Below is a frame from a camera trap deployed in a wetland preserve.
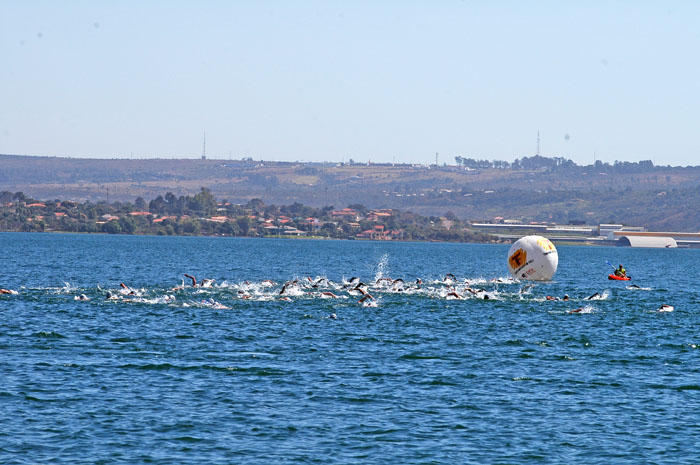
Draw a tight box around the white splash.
[374,254,390,282]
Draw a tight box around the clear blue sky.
[2,1,699,166]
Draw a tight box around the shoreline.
[0,229,631,247]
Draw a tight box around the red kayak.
[608,274,631,281]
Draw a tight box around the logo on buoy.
[537,237,556,254]
[508,248,527,269]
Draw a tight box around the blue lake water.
[1,232,700,464]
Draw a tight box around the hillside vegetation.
[1,154,699,232]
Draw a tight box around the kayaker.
[614,264,626,278]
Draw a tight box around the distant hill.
[2,154,699,231]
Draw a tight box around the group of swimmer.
[278,276,382,306]
[1,271,674,312]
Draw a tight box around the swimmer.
[443,273,457,284]
[279,282,291,295]
[519,284,535,294]
[184,274,214,287]
[346,282,369,296]
[658,304,674,312]
[237,290,252,299]
[359,294,377,307]
[120,283,136,295]
[546,295,559,301]
[171,278,185,291]
[74,294,90,301]
[183,273,204,287]
[201,298,230,310]
[465,287,486,296]
[105,291,119,300]
[347,287,362,296]
[329,313,337,320]
[279,280,301,295]
[568,308,584,314]
[0,288,18,295]
[355,283,372,296]
[446,291,463,300]
[585,292,602,300]
[310,277,329,289]
[321,291,338,298]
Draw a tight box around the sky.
[2,1,699,166]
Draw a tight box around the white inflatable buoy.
[507,235,558,281]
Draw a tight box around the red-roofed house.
[153,216,177,223]
[331,208,359,220]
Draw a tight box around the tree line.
[454,155,666,173]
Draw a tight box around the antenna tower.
[536,131,540,156]
[202,132,206,159]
